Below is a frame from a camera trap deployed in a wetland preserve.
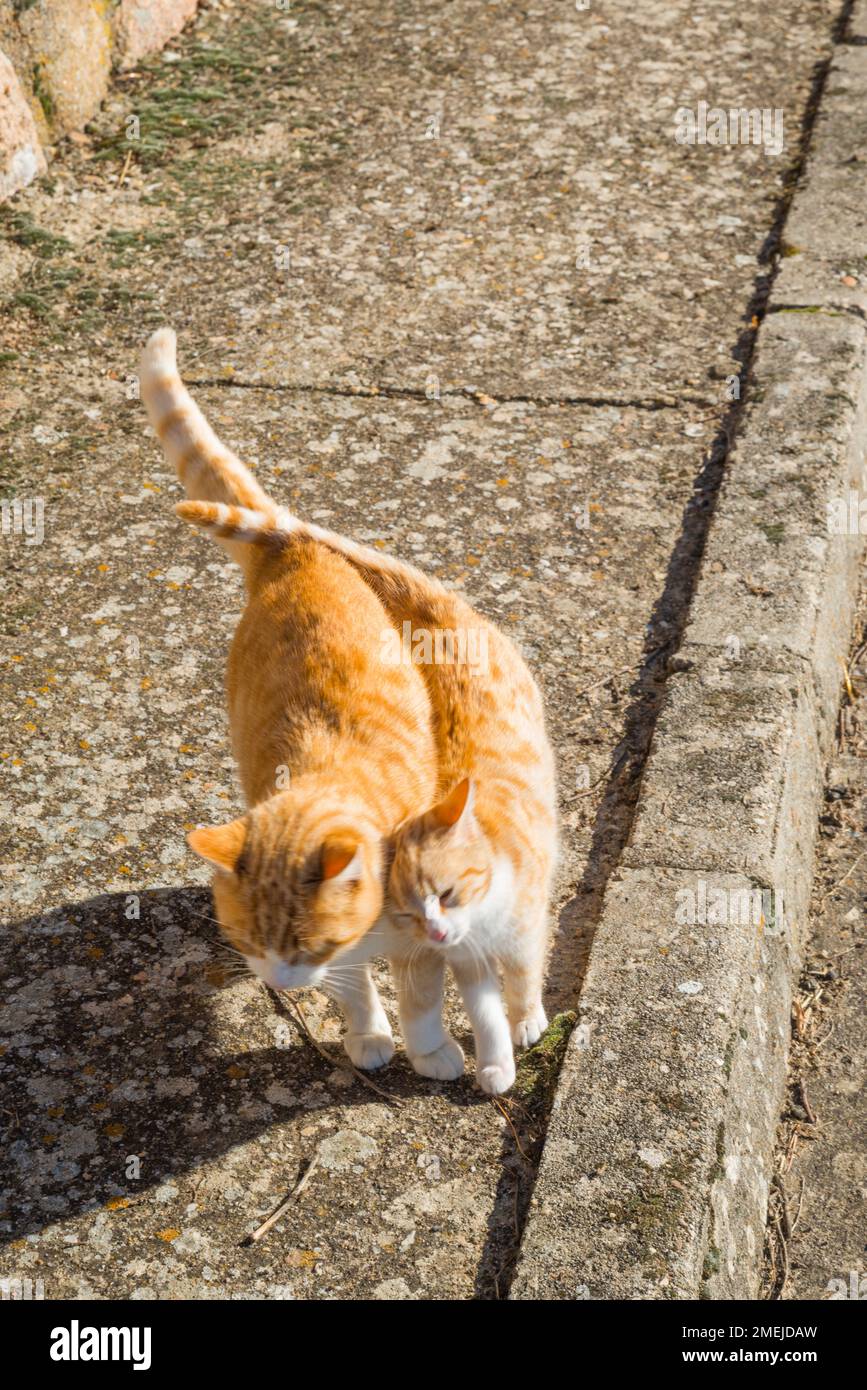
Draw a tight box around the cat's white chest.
[447,855,515,964]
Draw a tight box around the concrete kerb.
[511,26,867,1300]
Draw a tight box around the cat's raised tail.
[140,328,277,574]
[176,500,291,549]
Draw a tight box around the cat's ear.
[321,841,364,883]
[428,777,476,837]
[187,817,247,872]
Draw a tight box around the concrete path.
[0,0,853,1299]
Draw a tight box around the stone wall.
[0,0,199,203]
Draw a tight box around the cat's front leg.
[325,965,395,1070]
[452,960,515,1095]
[392,950,464,1080]
[501,920,549,1049]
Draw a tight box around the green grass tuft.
[1,212,71,259]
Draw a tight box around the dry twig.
[491,1096,532,1164]
[243,1151,321,1246]
[283,995,403,1106]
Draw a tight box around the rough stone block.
[0,47,46,200]
[17,0,112,135]
[114,0,199,70]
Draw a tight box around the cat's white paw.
[409,1036,465,1081]
[344,1031,395,1070]
[477,1055,516,1095]
[511,1005,548,1049]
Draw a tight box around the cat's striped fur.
[175,491,558,1095]
[140,328,438,1071]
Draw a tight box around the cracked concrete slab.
[3,0,833,400]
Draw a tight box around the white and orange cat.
[139,328,439,1071]
[176,487,558,1094]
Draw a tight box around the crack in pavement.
[183,377,721,411]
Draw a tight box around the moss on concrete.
[513,1010,577,1108]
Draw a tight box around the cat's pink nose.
[425,921,447,943]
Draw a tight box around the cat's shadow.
[0,887,476,1244]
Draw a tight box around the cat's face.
[188,795,385,989]
[388,779,493,949]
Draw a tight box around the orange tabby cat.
[176,499,558,1094]
[140,329,438,1070]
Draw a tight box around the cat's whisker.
[217,961,252,977]
[213,941,245,958]
[323,971,367,994]
[324,986,366,1009]
[186,908,228,930]
[404,940,427,1001]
